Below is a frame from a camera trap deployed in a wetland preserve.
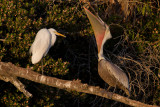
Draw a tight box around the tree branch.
[0,62,158,107]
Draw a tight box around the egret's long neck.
[98,28,112,61]
[51,34,57,47]
[48,29,57,47]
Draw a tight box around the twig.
[0,39,6,42]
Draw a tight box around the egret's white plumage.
[29,28,65,64]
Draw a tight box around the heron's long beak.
[55,31,66,37]
[84,7,106,52]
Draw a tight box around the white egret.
[84,7,130,96]
[29,28,66,74]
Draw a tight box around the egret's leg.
[41,58,44,75]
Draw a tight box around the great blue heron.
[84,7,130,96]
[29,28,66,74]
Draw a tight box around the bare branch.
[0,61,158,107]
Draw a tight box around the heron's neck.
[98,46,105,61]
[98,29,112,61]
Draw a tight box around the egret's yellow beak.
[54,31,66,37]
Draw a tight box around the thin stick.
[0,39,6,42]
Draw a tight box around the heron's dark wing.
[98,59,130,96]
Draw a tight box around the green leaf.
[142,5,146,16]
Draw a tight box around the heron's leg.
[113,80,117,93]
[105,85,115,99]
[110,81,117,98]
[106,82,117,99]
[106,85,111,92]
[112,85,117,93]
[41,58,44,75]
